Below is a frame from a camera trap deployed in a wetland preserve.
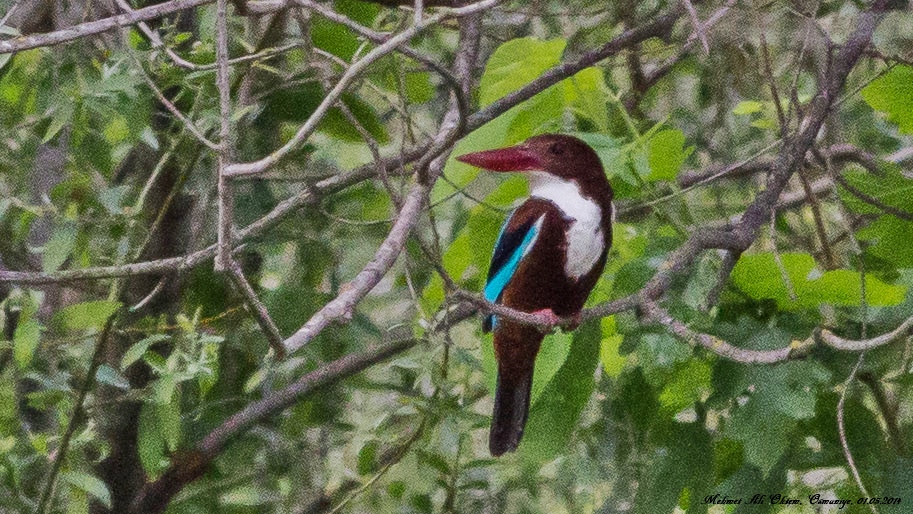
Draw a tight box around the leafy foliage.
[0,1,912,514]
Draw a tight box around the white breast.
[529,172,605,280]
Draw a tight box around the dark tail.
[489,359,535,456]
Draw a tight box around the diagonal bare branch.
[0,0,214,54]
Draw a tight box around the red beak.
[455,144,542,172]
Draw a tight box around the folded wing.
[482,206,546,332]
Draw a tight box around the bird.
[456,134,614,456]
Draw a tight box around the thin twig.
[771,208,798,301]
[37,319,116,514]
[129,275,168,312]
[837,354,877,514]
[125,41,220,150]
[227,260,286,359]
[680,0,708,54]
[225,0,497,177]
[797,166,837,268]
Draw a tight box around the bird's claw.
[531,309,582,332]
[531,309,563,330]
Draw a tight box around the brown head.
[455,134,612,203]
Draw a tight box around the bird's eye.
[549,143,563,155]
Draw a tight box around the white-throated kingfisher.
[456,134,614,456]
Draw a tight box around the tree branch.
[282,0,483,354]
[642,302,815,364]
[0,0,214,54]
[465,3,686,132]
[224,0,498,177]
[818,315,913,352]
[128,337,421,514]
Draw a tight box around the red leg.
[531,308,562,328]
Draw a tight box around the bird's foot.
[531,309,582,332]
[531,309,563,330]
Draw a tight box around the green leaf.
[423,176,527,311]
[647,129,692,181]
[97,185,129,215]
[63,471,112,509]
[42,101,75,143]
[95,364,130,390]
[436,37,610,204]
[732,100,764,115]
[220,485,268,506]
[309,0,379,61]
[530,331,572,405]
[722,360,829,474]
[571,132,627,179]
[658,359,711,413]
[42,222,77,272]
[198,335,220,399]
[599,316,625,378]
[431,110,519,205]
[137,402,173,477]
[838,161,913,215]
[52,300,121,332]
[634,422,712,514]
[263,82,387,142]
[479,38,567,107]
[861,65,913,134]
[858,216,913,268]
[730,252,906,310]
[563,68,609,131]
[520,321,600,462]
[479,329,572,409]
[121,334,170,370]
[357,440,379,475]
[13,319,40,368]
[637,333,692,385]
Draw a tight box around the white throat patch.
[528,172,605,280]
